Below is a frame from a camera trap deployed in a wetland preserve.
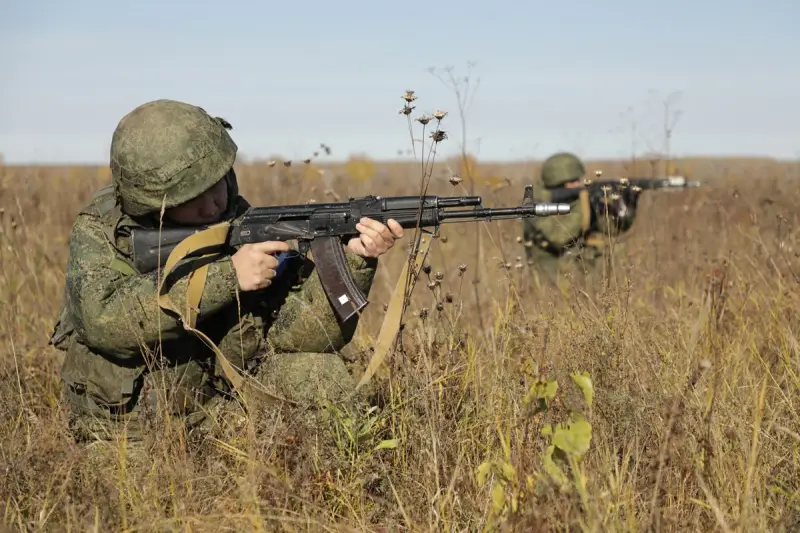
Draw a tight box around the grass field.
[1,153,799,532]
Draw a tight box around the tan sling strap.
[584,232,609,249]
[155,222,296,407]
[355,230,435,391]
[579,189,591,233]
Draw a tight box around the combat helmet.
[110,99,238,217]
[540,152,585,188]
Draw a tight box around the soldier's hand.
[231,241,291,291]
[346,217,404,258]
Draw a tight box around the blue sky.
[1,0,797,164]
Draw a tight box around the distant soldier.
[49,99,404,452]
[521,152,637,289]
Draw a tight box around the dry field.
[1,154,799,532]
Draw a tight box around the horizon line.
[2,152,798,168]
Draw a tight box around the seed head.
[448,174,462,186]
[284,160,292,167]
[422,264,432,275]
[433,110,448,120]
[458,264,467,273]
[402,90,418,103]
[444,293,454,303]
[440,236,449,244]
[516,236,523,243]
[399,105,415,116]
[267,160,277,167]
[419,307,429,320]
[416,115,432,126]
[303,158,312,164]
[430,131,448,143]
[434,271,444,281]
[436,302,444,312]
[428,281,438,290]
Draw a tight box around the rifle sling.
[355,231,434,391]
[579,189,591,233]
[155,222,296,408]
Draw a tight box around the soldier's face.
[165,177,229,225]
[564,179,583,189]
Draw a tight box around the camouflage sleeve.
[265,250,377,354]
[523,201,585,250]
[66,213,239,360]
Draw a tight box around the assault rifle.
[129,186,570,322]
[548,172,701,205]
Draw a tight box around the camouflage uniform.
[49,100,376,446]
[521,152,637,290]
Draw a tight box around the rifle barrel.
[439,203,570,222]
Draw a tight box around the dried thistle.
[433,110,448,120]
[434,271,444,281]
[267,160,277,167]
[303,158,312,164]
[448,174,463,186]
[430,131,448,143]
[458,264,467,274]
[284,160,292,167]
[416,114,431,126]
[436,302,444,312]
[516,236,523,243]
[428,281,437,290]
[399,105,415,116]
[440,236,449,244]
[422,264,432,275]
[419,307,429,320]
[402,90,418,103]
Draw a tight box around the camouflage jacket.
[522,183,637,257]
[50,185,377,416]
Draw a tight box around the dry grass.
[1,152,799,532]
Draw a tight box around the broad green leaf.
[524,380,559,410]
[501,461,517,483]
[491,483,506,514]
[477,461,494,486]
[542,445,569,486]
[374,439,399,451]
[551,414,592,459]
[571,372,594,407]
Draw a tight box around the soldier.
[49,99,404,450]
[521,152,637,289]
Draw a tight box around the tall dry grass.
[1,152,799,532]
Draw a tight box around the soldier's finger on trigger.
[252,240,290,254]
